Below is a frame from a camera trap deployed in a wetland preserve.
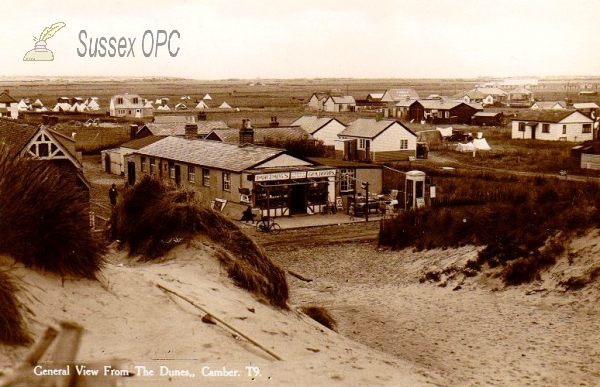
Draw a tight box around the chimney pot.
[185,123,198,139]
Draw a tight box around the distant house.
[530,101,567,110]
[322,96,356,112]
[475,87,507,106]
[471,112,504,126]
[0,91,19,119]
[453,90,486,104]
[291,115,347,146]
[0,121,89,198]
[109,94,153,118]
[511,110,594,142]
[366,93,384,102]
[506,87,534,107]
[573,102,599,120]
[336,118,417,162]
[381,88,420,102]
[307,93,328,111]
[102,135,163,177]
[418,100,482,125]
[394,99,421,121]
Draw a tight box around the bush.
[0,149,105,278]
[0,271,32,345]
[113,176,289,308]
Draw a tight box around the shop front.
[246,167,336,217]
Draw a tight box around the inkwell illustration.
[23,22,66,61]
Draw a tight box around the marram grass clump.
[113,176,289,308]
[0,148,105,278]
[0,271,32,345]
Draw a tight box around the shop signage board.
[254,172,291,182]
[307,169,336,178]
[253,169,336,182]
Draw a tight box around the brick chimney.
[269,116,279,127]
[198,111,207,121]
[130,124,138,140]
[239,119,254,144]
[185,123,198,139]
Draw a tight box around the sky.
[3,0,600,80]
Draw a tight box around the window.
[339,168,355,193]
[359,139,370,149]
[133,97,139,104]
[563,125,567,135]
[583,124,592,133]
[444,111,449,118]
[141,157,147,172]
[169,162,175,179]
[202,168,210,187]
[542,123,550,133]
[222,172,231,191]
[518,122,526,132]
[400,139,408,150]
[187,165,195,183]
[116,97,123,104]
[149,158,156,175]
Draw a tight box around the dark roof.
[511,109,593,123]
[141,121,229,136]
[0,120,37,158]
[135,136,288,173]
[207,126,311,144]
[0,92,17,104]
[121,135,164,150]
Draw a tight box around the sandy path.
[267,242,600,386]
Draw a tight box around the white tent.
[52,102,71,112]
[195,100,209,109]
[143,100,153,109]
[218,101,231,109]
[436,127,453,138]
[17,99,30,111]
[472,138,491,150]
[33,99,44,108]
[157,105,171,111]
[203,93,212,100]
[174,102,187,110]
[87,99,100,110]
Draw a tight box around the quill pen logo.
[23,22,66,61]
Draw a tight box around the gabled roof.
[381,88,420,101]
[0,92,17,104]
[141,120,229,137]
[472,112,502,117]
[135,137,286,173]
[326,96,356,104]
[532,101,566,109]
[121,135,163,150]
[419,100,480,110]
[291,115,345,134]
[339,118,416,139]
[206,126,311,144]
[153,115,196,124]
[511,109,593,123]
[367,93,384,100]
[395,99,420,108]
[0,121,37,158]
[455,90,486,99]
[309,92,328,100]
[508,87,532,95]
[475,87,507,96]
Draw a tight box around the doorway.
[290,184,306,215]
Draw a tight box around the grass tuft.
[300,306,338,332]
[0,271,32,346]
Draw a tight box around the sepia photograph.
[1,0,599,386]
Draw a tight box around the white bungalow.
[335,118,417,162]
[291,115,346,147]
[511,110,594,142]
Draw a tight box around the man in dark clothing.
[240,205,255,223]
[109,184,118,207]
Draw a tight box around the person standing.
[109,184,118,207]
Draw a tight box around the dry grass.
[0,148,105,278]
[113,176,290,308]
[0,271,32,346]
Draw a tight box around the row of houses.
[109,94,233,118]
